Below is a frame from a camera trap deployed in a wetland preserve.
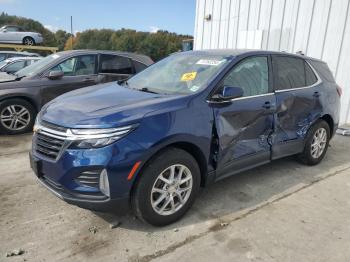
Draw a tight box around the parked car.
[29,50,341,226]
[0,25,43,45]
[0,51,41,62]
[0,50,153,134]
[0,57,41,74]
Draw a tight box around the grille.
[34,122,68,161]
[75,170,101,189]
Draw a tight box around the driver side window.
[51,55,96,76]
[223,56,269,97]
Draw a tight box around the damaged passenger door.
[210,55,275,180]
[271,55,321,159]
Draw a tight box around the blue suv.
[30,50,341,226]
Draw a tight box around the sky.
[0,0,196,35]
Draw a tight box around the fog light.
[99,169,110,197]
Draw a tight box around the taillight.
[336,85,342,97]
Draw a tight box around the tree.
[66,28,191,61]
[55,30,71,51]
[0,12,193,60]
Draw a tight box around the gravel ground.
[1,133,350,262]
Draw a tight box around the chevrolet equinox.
[30,50,341,226]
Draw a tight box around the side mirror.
[213,86,244,101]
[48,70,64,80]
[2,29,7,33]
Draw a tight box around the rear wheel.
[298,120,330,165]
[23,36,35,46]
[0,99,36,135]
[132,148,200,226]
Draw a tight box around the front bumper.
[38,175,129,212]
[34,36,44,44]
[29,134,146,212]
[30,151,129,212]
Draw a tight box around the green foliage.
[0,12,192,60]
[70,29,191,61]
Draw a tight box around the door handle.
[313,91,320,98]
[262,101,272,109]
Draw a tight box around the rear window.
[308,60,335,83]
[273,56,305,90]
[273,56,318,90]
[305,62,318,86]
[99,54,133,74]
[0,54,6,61]
[133,60,147,73]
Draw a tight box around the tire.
[0,99,36,135]
[23,36,35,46]
[132,147,201,226]
[298,120,330,166]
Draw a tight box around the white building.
[194,0,350,124]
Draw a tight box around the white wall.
[194,0,350,124]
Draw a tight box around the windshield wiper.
[117,79,127,85]
[140,87,158,94]
[14,73,25,80]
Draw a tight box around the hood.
[0,72,17,83]
[41,82,185,128]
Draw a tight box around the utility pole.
[70,16,73,50]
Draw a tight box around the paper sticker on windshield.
[181,72,197,81]
[196,59,224,66]
[189,85,200,92]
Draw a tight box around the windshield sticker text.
[196,59,224,66]
[181,72,197,81]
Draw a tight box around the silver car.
[0,25,44,46]
[0,57,41,74]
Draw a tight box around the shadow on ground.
[95,135,350,232]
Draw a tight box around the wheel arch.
[320,114,334,137]
[130,140,209,198]
[0,95,39,113]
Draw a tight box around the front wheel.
[298,120,330,165]
[132,148,200,226]
[0,99,36,135]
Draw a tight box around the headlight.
[69,125,137,149]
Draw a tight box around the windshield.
[126,52,232,95]
[16,53,61,78]
[0,60,8,69]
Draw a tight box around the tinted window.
[8,53,25,58]
[223,56,269,97]
[133,60,147,73]
[0,54,6,62]
[6,26,19,32]
[305,62,317,86]
[100,55,133,74]
[308,60,335,83]
[27,59,38,66]
[51,55,96,76]
[4,61,25,73]
[273,56,306,90]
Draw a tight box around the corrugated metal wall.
[194,0,350,124]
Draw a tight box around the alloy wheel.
[151,164,193,216]
[24,38,34,45]
[311,127,327,159]
[0,105,31,131]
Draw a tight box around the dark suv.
[30,50,341,226]
[0,50,153,134]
